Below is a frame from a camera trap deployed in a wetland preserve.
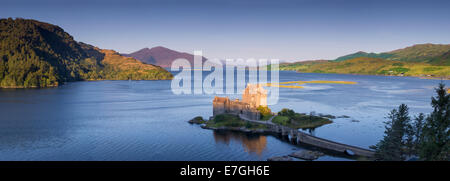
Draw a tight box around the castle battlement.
[213,84,268,120]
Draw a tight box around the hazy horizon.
[2,0,450,61]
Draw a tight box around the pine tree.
[374,104,411,160]
[419,83,449,160]
[412,113,425,154]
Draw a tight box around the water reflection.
[0,88,73,151]
[1,71,448,160]
[213,131,267,156]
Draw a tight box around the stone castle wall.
[212,84,267,120]
[242,84,267,108]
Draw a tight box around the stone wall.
[213,96,260,120]
[212,84,267,120]
[242,84,267,108]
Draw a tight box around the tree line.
[0,18,172,88]
[372,83,449,161]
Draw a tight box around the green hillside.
[334,44,450,66]
[335,51,392,62]
[279,57,450,78]
[387,44,450,65]
[276,60,330,71]
[0,18,172,88]
[430,50,450,66]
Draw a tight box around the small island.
[189,84,332,133]
[189,84,375,160]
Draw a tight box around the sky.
[1,0,450,61]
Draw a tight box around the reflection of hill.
[213,131,267,156]
[0,88,73,154]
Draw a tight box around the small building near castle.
[213,84,268,120]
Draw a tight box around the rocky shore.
[188,114,270,134]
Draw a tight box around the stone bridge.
[239,114,375,158]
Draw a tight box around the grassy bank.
[272,112,332,129]
[205,114,268,130]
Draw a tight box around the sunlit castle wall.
[242,84,268,108]
[212,84,267,120]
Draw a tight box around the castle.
[213,84,268,120]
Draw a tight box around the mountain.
[122,46,207,68]
[334,44,450,65]
[0,18,172,88]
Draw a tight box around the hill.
[275,60,330,71]
[279,57,450,78]
[334,44,450,66]
[122,46,207,68]
[0,18,172,88]
[335,51,392,62]
[387,44,450,65]
[430,50,450,66]
[98,49,172,80]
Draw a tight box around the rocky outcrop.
[188,116,206,124]
[267,156,293,161]
[288,150,325,161]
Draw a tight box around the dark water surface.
[0,71,447,160]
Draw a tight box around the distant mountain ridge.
[0,18,172,88]
[122,46,207,68]
[278,43,450,78]
[334,51,393,62]
[279,57,450,78]
[334,44,450,66]
[387,44,450,65]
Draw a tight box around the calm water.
[0,71,447,161]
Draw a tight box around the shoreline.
[279,70,450,80]
[0,78,173,89]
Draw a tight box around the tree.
[257,106,272,119]
[419,83,449,161]
[411,113,425,154]
[0,18,172,88]
[278,108,295,118]
[373,104,411,161]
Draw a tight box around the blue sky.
[1,0,450,61]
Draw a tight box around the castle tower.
[242,84,268,108]
[213,96,228,116]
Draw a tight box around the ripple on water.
[0,72,448,160]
